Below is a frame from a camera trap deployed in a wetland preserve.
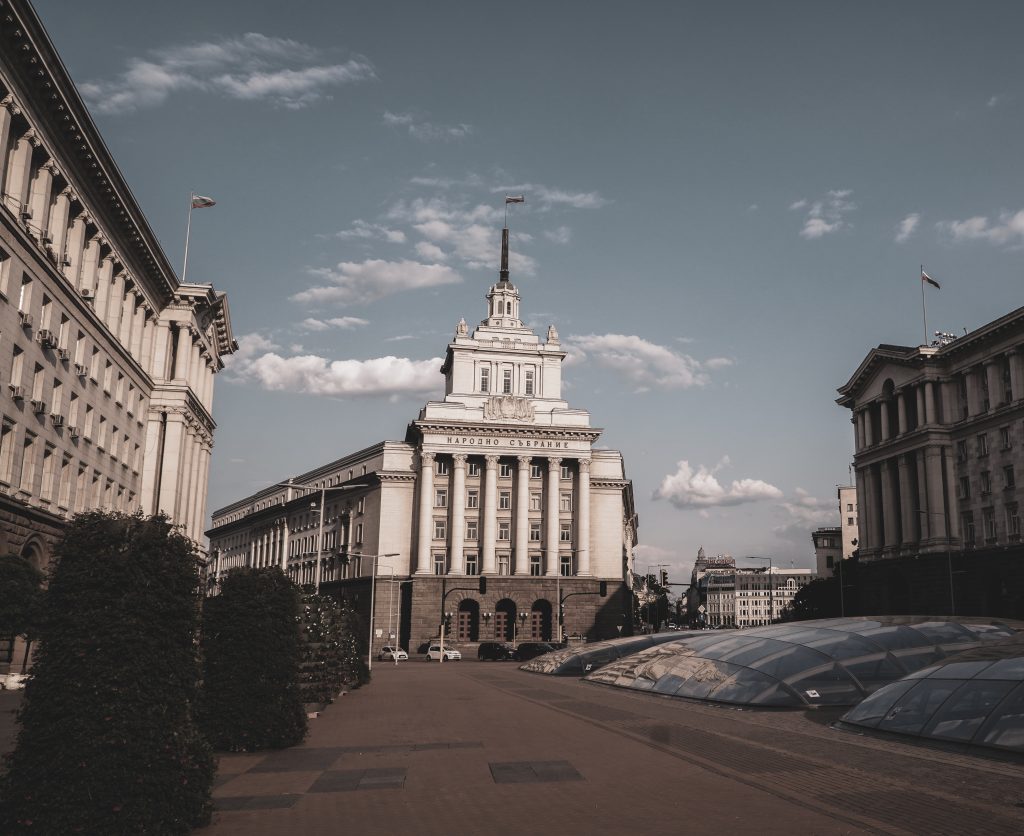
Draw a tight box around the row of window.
[957,426,1015,461]
[962,504,1020,544]
[432,551,574,577]
[435,459,574,479]
[435,488,573,511]
[479,365,536,395]
[959,466,1016,499]
[433,517,573,543]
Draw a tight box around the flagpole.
[183,191,195,282]
[920,264,928,346]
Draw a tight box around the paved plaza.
[3,662,1024,835]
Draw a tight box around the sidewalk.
[203,660,1024,836]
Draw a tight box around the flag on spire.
[191,194,216,209]
[921,269,940,289]
[505,195,525,204]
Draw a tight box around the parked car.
[378,645,408,661]
[513,642,558,662]
[478,641,516,661]
[426,644,461,661]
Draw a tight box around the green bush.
[298,593,371,706]
[336,597,370,690]
[0,554,43,666]
[200,568,307,751]
[0,512,214,835]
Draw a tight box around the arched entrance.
[19,538,47,574]
[457,598,480,642]
[494,598,516,641]
[530,599,552,641]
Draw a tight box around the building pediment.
[836,344,934,407]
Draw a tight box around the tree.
[0,513,214,835]
[0,555,43,671]
[200,567,307,751]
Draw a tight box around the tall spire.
[499,226,510,283]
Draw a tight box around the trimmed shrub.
[298,594,371,706]
[0,512,214,835]
[337,597,370,690]
[200,568,307,751]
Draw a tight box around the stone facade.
[207,225,637,656]
[0,0,236,576]
[812,526,841,576]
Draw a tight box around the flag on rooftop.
[505,195,525,204]
[921,269,940,289]
[191,194,216,209]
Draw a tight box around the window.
[560,523,572,542]
[826,555,835,569]
[356,523,363,543]
[31,364,44,401]
[18,275,31,313]
[103,360,113,394]
[357,497,365,514]
[40,445,55,501]
[529,521,542,542]
[530,492,542,511]
[1004,466,1016,490]
[434,518,446,540]
[497,554,510,575]
[981,471,991,496]
[530,554,542,576]
[530,463,543,479]
[39,295,51,330]
[435,459,449,476]
[846,503,854,512]
[959,476,970,499]
[50,380,62,416]
[497,521,510,541]
[90,347,100,382]
[466,519,478,540]
[1007,505,1021,540]
[499,490,511,510]
[560,554,572,577]
[1001,426,1012,450]
[434,489,448,508]
[434,553,446,575]
[480,367,490,393]
[468,462,480,477]
[502,368,512,394]
[499,462,513,478]
[978,433,989,456]
[848,517,855,526]
[561,464,571,479]
[11,346,23,387]
[465,553,479,575]
[20,433,36,492]
[0,420,14,484]
[0,247,9,297]
[560,492,572,512]
[984,508,997,541]
[466,489,479,509]
[525,369,534,396]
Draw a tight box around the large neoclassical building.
[0,0,236,572]
[208,229,637,653]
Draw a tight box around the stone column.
[106,271,125,335]
[879,400,891,441]
[863,407,874,447]
[924,380,937,424]
[897,454,915,547]
[984,360,1002,409]
[49,187,72,263]
[914,385,926,427]
[450,454,467,575]
[915,453,930,539]
[157,414,186,516]
[482,454,499,574]
[577,458,592,576]
[280,518,291,572]
[879,461,898,549]
[178,427,196,527]
[64,214,87,283]
[119,287,135,346]
[854,467,870,550]
[966,368,984,415]
[80,238,102,296]
[130,301,145,360]
[546,457,562,576]
[854,413,863,452]
[940,380,957,425]
[515,456,530,575]
[4,131,35,211]
[415,451,435,574]
[924,446,945,539]
[28,161,55,242]
[1006,348,1023,403]
[896,392,907,435]
[869,465,884,551]
[174,324,192,381]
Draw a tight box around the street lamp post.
[743,556,773,624]
[346,552,400,672]
[916,510,955,616]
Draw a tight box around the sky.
[33,0,1024,583]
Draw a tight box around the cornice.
[413,419,602,441]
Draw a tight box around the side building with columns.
[0,0,236,577]
[207,227,637,655]
[836,306,1024,616]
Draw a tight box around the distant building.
[839,484,859,560]
[812,527,842,576]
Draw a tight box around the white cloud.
[654,457,783,509]
[383,111,473,141]
[299,316,369,331]
[773,488,838,544]
[895,212,920,243]
[414,241,448,261]
[704,357,734,370]
[293,259,462,306]
[791,189,856,239]
[937,210,1024,247]
[80,33,374,113]
[494,184,609,210]
[566,334,729,390]
[544,226,572,245]
[225,333,441,397]
[331,220,406,243]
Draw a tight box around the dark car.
[513,642,559,662]
[477,641,516,661]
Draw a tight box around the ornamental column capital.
[578,458,592,473]
[452,453,468,467]
[485,454,501,466]
[420,451,436,466]
[547,456,563,471]
[517,455,531,467]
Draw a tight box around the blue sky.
[35,0,1024,581]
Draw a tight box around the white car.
[378,646,408,661]
[426,644,461,661]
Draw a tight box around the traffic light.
[478,576,487,595]
[599,580,607,597]
[660,569,669,586]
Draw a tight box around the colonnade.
[414,451,592,577]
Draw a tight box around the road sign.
[697,604,706,614]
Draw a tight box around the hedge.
[199,568,307,751]
[299,593,370,706]
[0,512,214,835]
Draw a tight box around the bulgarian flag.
[191,194,216,209]
[921,269,940,289]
